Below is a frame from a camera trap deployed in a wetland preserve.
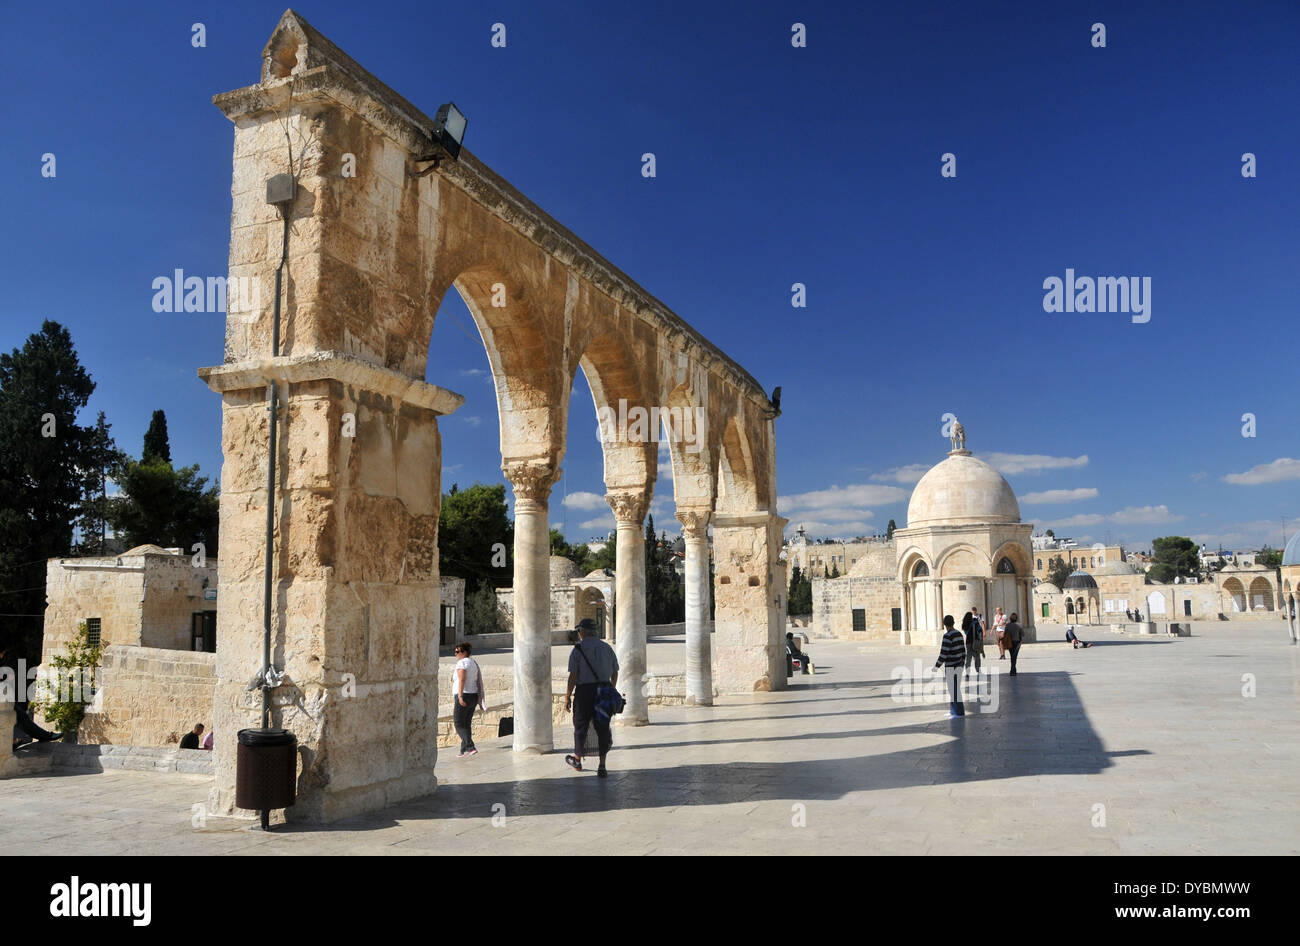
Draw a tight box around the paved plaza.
[2,623,1297,855]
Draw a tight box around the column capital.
[502,460,560,503]
[606,489,649,526]
[676,509,711,539]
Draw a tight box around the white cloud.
[779,483,908,513]
[462,415,482,427]
[869,463,930,485]
[1189,517,1300,550]
[984,452,1089,475]
[563,491,607,511]
[459,368,491,382]
[579,514,615,532]
[1189,471,1208,482]
[1222,458,1300,486]
[1020,487,1099,505]
[1050,505,1182,528]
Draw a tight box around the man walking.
[1005,612,1024,676]
[564,618,619,777]
[933,615,967,719]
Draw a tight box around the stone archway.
[1221,578,1246,612]
[200,11,782,821]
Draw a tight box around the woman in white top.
[993,607,1009,659]
[452,643,486,757]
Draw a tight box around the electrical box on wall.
[265,173,296,205]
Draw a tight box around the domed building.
[1282,533,1299,639]
[894,438,1035,645]
[1061,570,1102,623]
[811,424,1036,645]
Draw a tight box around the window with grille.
[85,618,101,648]
[852,608,866,632]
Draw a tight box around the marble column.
[505,461,559,753]
[677,509,712,706]
[608,490,650,725]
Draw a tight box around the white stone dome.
[906,453,1020,528]
[549,556,581,585]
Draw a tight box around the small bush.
[33,622,104,735]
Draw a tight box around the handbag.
[574,643,626,722]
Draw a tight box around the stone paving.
[2,622,1297,855]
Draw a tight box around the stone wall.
[44,560,145,656]
[78,645,217,748]
[812,574,901,640]
[1035,575,1283,624]
[43,550,218,660]
[140,554,219,651]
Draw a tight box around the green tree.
[107,458,219,555]
[1046,529,1055,538]
[644,516,684,625]
[586,531,616,573]
[32,620,103,734]
[886,519,897,540]
[1257,547,1283,571]
[438,483,513,592]
[1150,536,1199,583]
[829,562,840,579]
[549,528,592,574]
[464,580,509,636]
[0,321,103,660]
[142,409,171,465]
[73,412,123,556]
[787,563,813,615]
[1046,555,1072,588]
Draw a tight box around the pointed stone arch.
[202,9,782,821]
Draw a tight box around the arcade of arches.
[199,12,784,821]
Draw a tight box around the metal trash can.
[235,728,297,811]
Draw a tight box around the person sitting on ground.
[179,723,204,749]
[1064,625,1093,649]
[786,632,812,675]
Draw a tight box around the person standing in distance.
[452,643,486,757]
[1005,612,1024,676]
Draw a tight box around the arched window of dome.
[912,560,929,578]
[997,557,1016,575]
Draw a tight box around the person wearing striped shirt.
[933,614,967,718]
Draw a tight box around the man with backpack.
[564,618,620,777]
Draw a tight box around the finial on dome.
[948,418,971,456]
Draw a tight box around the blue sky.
[2,0,1297,553]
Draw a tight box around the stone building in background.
[41,546,220,747]
[812,430,1037,645]
[496,556,615,641]
[43,545,219,657]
